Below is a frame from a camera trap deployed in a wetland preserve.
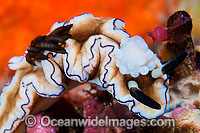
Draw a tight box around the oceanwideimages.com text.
[25,115,175,129]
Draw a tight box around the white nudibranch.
[2,13,189,132]
[116,36,157,77]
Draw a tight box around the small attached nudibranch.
[0,13,187,132]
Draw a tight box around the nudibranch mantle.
[0,13,171,132]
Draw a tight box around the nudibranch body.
[0,13,186,132]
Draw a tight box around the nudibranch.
[0,14,187,132]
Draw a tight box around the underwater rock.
[172,106,200,132]
[166,11,195,82]
[166,71,200,113]
[149,11,195,83]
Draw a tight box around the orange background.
[0,0,181,74]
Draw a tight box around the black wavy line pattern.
[129,76,169,119]
[83,38,97,70]
[2,17,132,132]
[64,18,127,82]
[112,19,169,118]
[63,18,134,104]
[113,18,123,30]
[4,87,30,132]
[48,59,65,95]
[65,38,100,82]
[4,58,66,132]
[29,59,65,97]
[99,42,134,104]
[113,18,130,37]
[65,52,84,82]
[4,16,170,132]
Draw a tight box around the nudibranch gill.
[0,14,187,132]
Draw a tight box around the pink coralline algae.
[82,91,143,133]
[26,113,59,133]
[171,104,196,118]
[83,99,104,133]
[171,104,200,132]
[83,99,104,119]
